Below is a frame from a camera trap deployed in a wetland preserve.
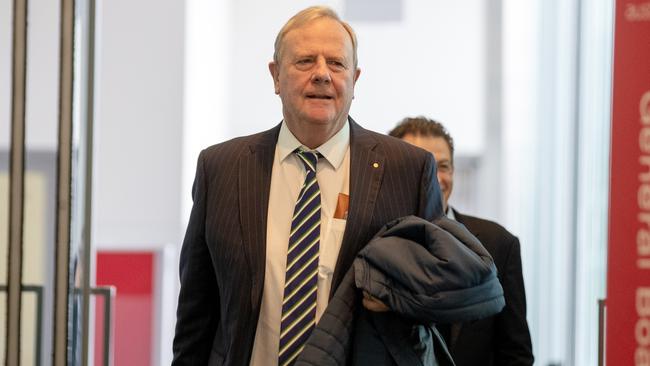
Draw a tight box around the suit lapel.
[453,209,482,242]
[239,124,280,309]
[330,120,385,296]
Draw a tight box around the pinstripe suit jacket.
[172,118,444,366]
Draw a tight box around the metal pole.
[6,0,28,364]
[91,287,115,366]
[29,285,44,366]
[598,299,606,366]
[81,0,97,363]
[54,0,75,364]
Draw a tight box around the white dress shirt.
[249,121,350,366]
[446,205,456,220]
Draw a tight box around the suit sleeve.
[172,151,220,365]
[494,236,534,365]
[418,152,444,221]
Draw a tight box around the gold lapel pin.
[372,162,379,168]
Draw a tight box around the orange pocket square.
[334,193,349,219]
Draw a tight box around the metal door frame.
[6,0,28,363]
[5,0,99,364]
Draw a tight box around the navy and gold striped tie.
[278,150,320,366]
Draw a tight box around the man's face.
[269,17,360,138]
[401,134,454,211]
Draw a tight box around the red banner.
[607,1,650,365]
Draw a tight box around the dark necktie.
[278,149,320,366]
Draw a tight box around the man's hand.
[362,291,390,312]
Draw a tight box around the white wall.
[92,0,185,364]
[93,0,184,248]
[353,1,486,154]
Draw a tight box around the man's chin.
[302,114,339,127]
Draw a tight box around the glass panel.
[0,0,14,363]
[21,0,61,363]
[70,0,96,362]
[574,0,613,364]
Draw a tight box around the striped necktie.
[278,149,321,366]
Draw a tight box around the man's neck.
[284,118,348,149]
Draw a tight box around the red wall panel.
[96,252,155,366]
[607,1,650,364]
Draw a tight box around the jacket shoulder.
[454,211,521,272]
[455,212,517,243]
[198,125,280,164]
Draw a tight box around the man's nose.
[311,59,332,84]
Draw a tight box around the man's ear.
[269,62,280,95]
[353,68,361,84]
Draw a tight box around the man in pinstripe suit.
[172,7,443,366]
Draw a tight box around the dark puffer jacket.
[295,215,506,366]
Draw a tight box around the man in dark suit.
[172,7,443,366]
[389,117,534,365]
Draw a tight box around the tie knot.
[295,149,319,173]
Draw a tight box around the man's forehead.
[288,44,351,58]
[283,19,353,47]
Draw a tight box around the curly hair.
[388,116,454,160]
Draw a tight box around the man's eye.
[328,60,346,69]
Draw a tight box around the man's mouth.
[306,94,333,100]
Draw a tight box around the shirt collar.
[446,205,456,220]
[277,120,350,170]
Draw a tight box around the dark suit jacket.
[172,119,443,365]
[440,209,534,366]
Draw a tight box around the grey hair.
[273,6,358,69]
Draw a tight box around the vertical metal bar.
[33,286,43,366]
[89,287,115,366]
[105,288,114,366]
[6,0,28,364]
[97,287,114,366]
[598,299,605,366]
[81,0,97,364]
[569,0,583,363]
[54,0,75,364]
[71,289,81,365]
